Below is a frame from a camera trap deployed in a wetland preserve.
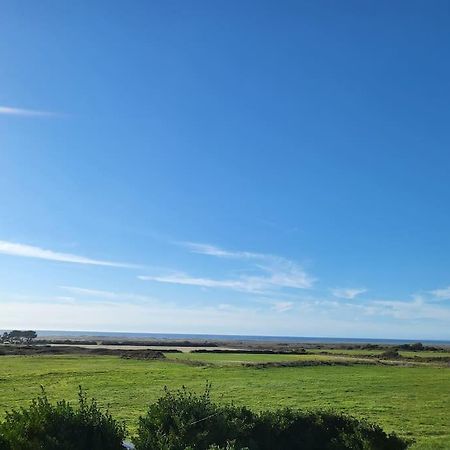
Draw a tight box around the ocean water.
[33,330,450,346]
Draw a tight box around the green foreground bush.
[0,386,409,450]
[134,385,409,450]
[0,388,125,450]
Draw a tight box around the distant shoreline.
[24,329,450,346]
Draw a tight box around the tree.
[0,331,37,345]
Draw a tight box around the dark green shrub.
[135,386,409,450]
[251,409,408,450]
[381,349,401,359]
[134,384,254,450]
[0,387,126,450]
[0,434,10,450]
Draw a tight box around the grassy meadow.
[0,351,449,449]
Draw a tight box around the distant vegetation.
[0,330,37,345]
[0,344,166,359]
[380,349,401,359]
[0,386,409,450]
[191,348,308,355]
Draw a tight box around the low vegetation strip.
[0,386,409,450]
[191,348,308,355]
[314,350,450,366]
[243,359,378,368]
[0,345,165,360]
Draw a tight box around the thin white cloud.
[272,301,294,312]
[170,241,315,292]
[59,286,154,302]
[139,267,313,293]
[430,287,450,300]
[0,240,137,268]
[181,242,260,259]
[264,261,314,289]
[139,272,281,293]
[331,288,367,299]
[371,296,450,321]
[139,273,244,289]
[0,105,56,117]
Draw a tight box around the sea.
[31,330,450,346]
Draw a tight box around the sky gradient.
[1,1,450,339]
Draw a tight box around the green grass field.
[0,353,449,449]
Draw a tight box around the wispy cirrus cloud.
[331,287,367,299]
[59,286,155,303]
[141,242,315,293]
[0,240,137,268]
[370,296,450,321]
[430,286,450,300]
[272,301,295,312]
[139,273,245,289]
[184,241,314,288]
[181,242,260,259]
[139,272,289,293]
[0,105,57,117]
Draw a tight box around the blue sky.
[1,1,450,339]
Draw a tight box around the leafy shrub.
[381,349,401,359]
[0,433,10,450]
[397,343,424,352]
[0,387,126,450]
[135,385,409,450]
[251,409,408,450]
[134,384,253,450]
